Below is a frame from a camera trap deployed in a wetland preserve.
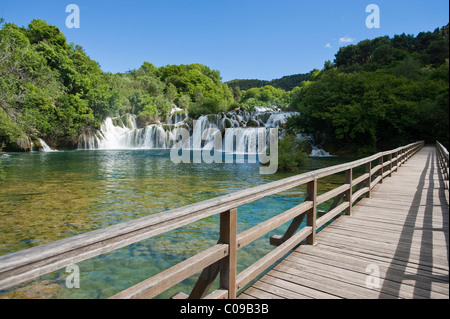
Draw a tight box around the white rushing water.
[35,138,57,152]
[79,109,290,150]
[77,108,334,157]
[309,146,333,157]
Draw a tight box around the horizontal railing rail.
[0,141,425,298]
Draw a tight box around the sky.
[1,0,449,82]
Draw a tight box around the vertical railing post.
[366,161,372,198]
[379,155,384,184]
[306,178,317,245]
[220,208,237,299]
[394,151,398,172]
[344,168,353,216]
[388,153,393,177]
[391,152,397,173]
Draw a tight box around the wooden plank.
[264,269,342,299]
[272,263,392,299]
[110,244,228,299]
[242,286,284,299]
[242,145,449,299]
[253,277,312,299]
[235,226,312,292]
[283,253,426,299]
[371,164,382,176]
[316,202,349,229]
[317,232,449,271]
[353,173,369,186]
[300,244,449,289]
[238,293,257,299]
[290,250,448,298]
[204,289,227,299]
[296,246,449,296]
[266,266,342,299]
[270,214,306,246]
[352,187,370,202]
[370,175,382,189]
[316,184,350,205]
[239,201,312,248]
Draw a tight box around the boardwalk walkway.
[240,146,449,299]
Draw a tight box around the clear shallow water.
[0,150,352,299]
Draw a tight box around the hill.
[226,73,309,91]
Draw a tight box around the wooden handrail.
[0,141,425,298]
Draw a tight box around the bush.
[277,135,310,172]
[188,99,227,119]
[136,104,159,127]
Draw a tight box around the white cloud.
[339,36,355,44]
[325,43,332,48]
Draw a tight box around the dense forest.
[287,24,449,155]
[225,73,309,91]
[0,19,236,151]
[0,18,448,156]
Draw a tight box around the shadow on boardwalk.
[240,146,449,299]
[380,149,449,298]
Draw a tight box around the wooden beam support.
[344,168,353,216]
[219,208,237,299]
[366,161,372,198]
[306,179,317,245]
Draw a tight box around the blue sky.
[1,0,449,82]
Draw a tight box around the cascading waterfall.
[310,146,333,157]
[31,138,57,152]
[77,108,333,157]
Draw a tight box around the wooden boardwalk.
[240,146,449,299]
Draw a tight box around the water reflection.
[0,150,353,298]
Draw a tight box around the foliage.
[289,24,449,152]
[277,135,310,172]
[0,19,101,150]
[0,19,234,150]
[1,17,448,154]
[188,99,228,119]
[238,85,292,109]
[0,157,5,182]
[226,73,309,91]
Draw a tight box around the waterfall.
[310,146,333,157]
[36,138,57,152]
[78,108,323,156]
[296,133,334,157]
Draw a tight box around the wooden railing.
[0,141,424,299]
[437,141,449,190]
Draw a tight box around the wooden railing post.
[306,178,317,245]
[388,153,393,177]
[400,149,404,165]
[344,168,353,215]
[394,151,399,172]
[379,155,384,184]
[219,208,237,299]
[366,161,372,198]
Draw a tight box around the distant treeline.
[226,73,309,91]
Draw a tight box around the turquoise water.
[0,150,351,299]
